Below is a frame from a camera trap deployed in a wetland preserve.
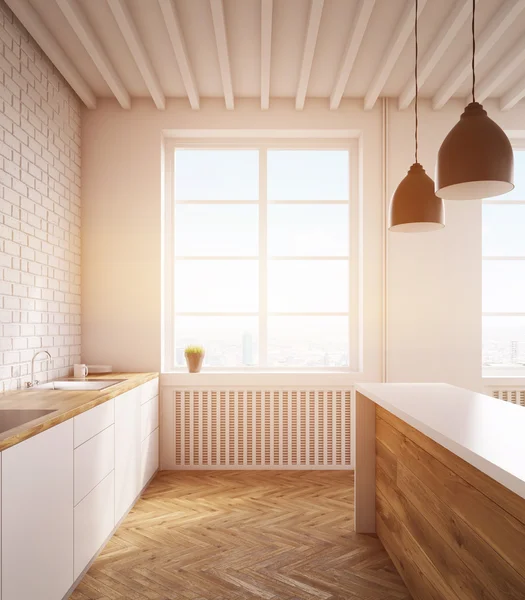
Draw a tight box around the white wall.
[387,99,525,392]
[387,99,482,391]
[0,2,81,391]
[81,98,384,379]
[81,94,525,391]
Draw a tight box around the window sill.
[483,375,525,387]
[161,370,367,387]
[164,369,357,373]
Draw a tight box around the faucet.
[25,350,52,388]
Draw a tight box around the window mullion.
[259,148,268,367]
[165,145,176,371]
[349,141,360,371]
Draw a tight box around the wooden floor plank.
[70,471,411,600]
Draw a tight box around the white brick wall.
[0,1,81,391]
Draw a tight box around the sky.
[173,148,350,316]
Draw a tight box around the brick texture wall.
[0,0,81,391]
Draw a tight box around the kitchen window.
[482,145,525,376]
[163,139,360,371]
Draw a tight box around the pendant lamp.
[435,0,514,200]
[389,0,445,232]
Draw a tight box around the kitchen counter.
[0,372,158,451]
[355,382,525,499]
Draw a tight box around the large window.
[164,140,359,371]
[482,147,525,375]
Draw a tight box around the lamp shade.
[435,102,514,200]
[389,163,445,232]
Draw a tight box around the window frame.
[482,139,525,377]
[163,136,361,373]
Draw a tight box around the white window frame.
[482,138,525,378]
[162,133,362,373]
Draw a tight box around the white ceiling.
[6,0,525,111]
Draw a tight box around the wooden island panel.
[375,405,525,600]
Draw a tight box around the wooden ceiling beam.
[4,0,96,108]
[260,0,273,110]
[56,0,130,108]
[158,0,200,110]
[108,0,165,110]
[209,0,234,110]
[470,36,525,105]
[432,0,525,110]
[364,0,427,111]
[330,0,375,110]
[295,0,325,110]
[398,0,474,110]
[500,74,525,111]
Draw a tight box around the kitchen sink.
[36,379,126,391]
[0,409,57,434]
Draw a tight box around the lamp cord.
[414,0,418,164]
[472,0,476,103]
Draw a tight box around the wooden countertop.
[356,382,525,501]
[0,372,159,452]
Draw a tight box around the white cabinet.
[74,399,114,448]
[141,427,159,489]
[0,455,2,600]
[73,424,115,579]
[116,381,159,524]
[141,395,159,442]
[74,472,115,580]
[140,392,159,489]
[115,387,142,524]
[139,378,159,405]
[0,376,159,600]
[74,425,115,505]
[2,420,74,600]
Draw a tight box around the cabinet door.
[139,378,159,405]
[74,471,115,579]
[2,421,74,600]
[115,387,141,524]
[141,427,159,489]
[141,396,159,441]
[74,399,114,448]
[74,425,114,505]
[0,455,2,600]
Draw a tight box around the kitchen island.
[355,383,525,600]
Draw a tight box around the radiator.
[489,388,525,407]
[162,389,352,469]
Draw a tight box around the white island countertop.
[355,383,525,500]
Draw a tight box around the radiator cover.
[162,389,352,469]
[490,388,525,407]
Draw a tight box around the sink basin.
[36,379,126,391]
[0,409,57,434]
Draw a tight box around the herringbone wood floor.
[70,471,411,600]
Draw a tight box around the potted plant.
[184,345,205,373]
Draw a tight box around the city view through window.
[482,149,525,373]
[172,147,352,369]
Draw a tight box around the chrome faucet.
[25,350,52,388]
